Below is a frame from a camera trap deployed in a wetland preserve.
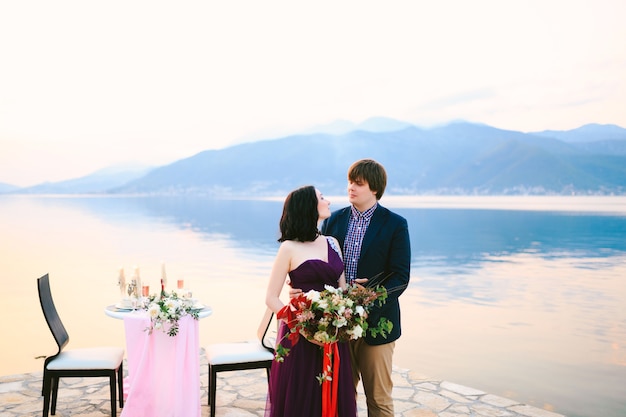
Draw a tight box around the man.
[322,158,411,417]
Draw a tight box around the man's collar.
[351,202,378,219]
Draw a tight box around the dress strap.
[326,236,342,260]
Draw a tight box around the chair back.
[257,308,275,352]
[37,273,69,354]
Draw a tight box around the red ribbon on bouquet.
[277,295,306,345]
[321,342,340,417]
[277,296,341,416]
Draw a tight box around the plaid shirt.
[343,203,378,284]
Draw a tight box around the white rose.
[355,305,365,316]
[306,290,321,302]
[324,285,339,294]
[333,316,347,328]
[314,331,331,343]
[349,325,363,339]
[148,304,160,318]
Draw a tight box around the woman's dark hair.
[278,185,320,242]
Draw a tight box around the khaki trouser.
[351,339,396,417]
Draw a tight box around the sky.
[1,0,625,187]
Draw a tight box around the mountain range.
[8,164,153,195]
[5,120,626,196]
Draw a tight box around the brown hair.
[347,159,387,200]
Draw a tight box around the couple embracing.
[265,158,411,417]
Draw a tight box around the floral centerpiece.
[143,290,200,337]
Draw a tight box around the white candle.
[161,261,167,288]
[131,265,140,297]
[135,266,141,295]
[118,267,126,296]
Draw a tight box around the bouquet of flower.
[275,283,392,416]
[143,290,200,337]
[275,283,392,362]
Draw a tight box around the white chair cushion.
[206,341,274,365]
[47,347,124,370]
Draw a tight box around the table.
[105,304,212,417]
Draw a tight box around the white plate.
[114,303,133,311]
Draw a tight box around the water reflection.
[53,196,626,263]
[46,196,284,254]
[401,207,626,263]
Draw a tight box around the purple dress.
[265,238,357,417]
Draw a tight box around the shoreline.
[3,193,626,214]
[379,195,626,213]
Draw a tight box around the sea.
[1,194,625,417]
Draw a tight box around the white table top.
[104,304,213,320]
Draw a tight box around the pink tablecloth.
[121,314,200,417]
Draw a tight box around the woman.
[265,185,357,417]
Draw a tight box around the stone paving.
[0,349,566,417]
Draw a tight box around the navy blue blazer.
[321,204,411,345]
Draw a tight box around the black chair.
[37,273,124,417]
[205,308,275,417]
